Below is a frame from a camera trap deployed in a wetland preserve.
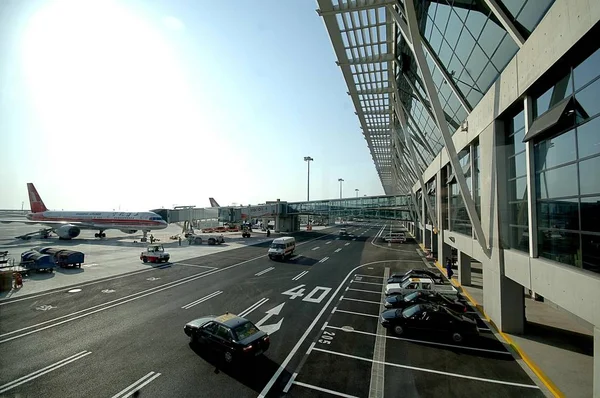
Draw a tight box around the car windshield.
[232,321,260,341]
[401,304,422,318]
[403,292,420,302]
[270,243,285,249]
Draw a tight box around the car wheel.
[452,332,463,343]
[224,351,233,364]
[190,332,197,344]
[142,257,147,263]
[393,325,404,335]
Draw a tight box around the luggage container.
[20,251,56,273]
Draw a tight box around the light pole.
[304,156,313,202]
[338,178,344,199]
[355,188,359,198]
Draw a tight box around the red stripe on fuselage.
[28,214,165,227]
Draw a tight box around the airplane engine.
[55,225,81,239]
[120,230,138,234]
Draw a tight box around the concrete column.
[500,275,525,333]
[441,242,453,267]
[458,251,472,285]
[594,326,599,398]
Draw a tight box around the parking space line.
[326,325,512,355]
[369,267,389,398]
[351,280,382,286]
[319,257,330,263]
[326,241,332,245]
[293,381,359,398]
[348,288,380,294]
[355,274,384,279]
[344,243,350,246]
[334,248,342,253]
[334,309,379,318]
[282,372,298,393]
[111,371,162,398]
[313,348,538,389]
[341,297,381,305]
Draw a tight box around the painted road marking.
[325,325,512,355]
[111,371,162,398]
[174,263,218,269]
[238,298,269,318]
[312,347,537,389]
[303,287,332,304]
[334,248,342,253]
[355,274,384,279]
[319,257,329,263]
[351,280,382,286]
[341,297,381,305]
[182,291,223,310]
[348,288,380,294]
[0,351,92,394]
[326,241,332,245]
[352,238,356,241]
[312,247,320,251]
[345,243,350,246]
[334,309,379,318]
[292,271,309,281]
[255,267,275,276]
[293,381,359,398]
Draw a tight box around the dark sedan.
[184,313,270,364]
[380,303,478,343]
[387,269,444,285]
[384,290,468,313]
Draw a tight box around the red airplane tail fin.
[27,183,48,213]
[209,198,220,207]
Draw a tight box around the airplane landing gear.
[95,232,106,238]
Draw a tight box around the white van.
[268,237,296,260]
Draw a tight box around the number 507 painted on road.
[282,284,332,304]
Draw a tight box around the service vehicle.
[187,234,224,245]
[387,269,445,285]
[383,290,468,313]
[268,237,296,260]
[380,303,478,342]
[385,277,458,297]
[140,244,170,263]
[184,312,270,364]
[382,233,406,243]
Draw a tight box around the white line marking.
[326,241,332,245]
[319,257,329,263]
[344,243,350,246]
[282,372,298,393]
[306,342,316,355]
[111,371,162,398]
[334,248,342,253]
[352,238,356,241]
[293,381,359,398]
[325,325,512,355]
[255,267,275,276]
[0,351,92,394]
[174,263,217,269]
[334,309,379,318]
[321,321,329,331]
[351,280,382,286]
[182,291,223,310]
[355,274,384,279]
[292,271,309,281]
[311,247,320,251]
[238,298,268,318]
[347,288,380,294]
[312,347,538,389]
[258,260,402,398]
[341,297,381,305]
[332,306,337,314]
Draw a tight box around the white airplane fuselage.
[26,211,168,231]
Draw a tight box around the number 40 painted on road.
[282,284,332,304]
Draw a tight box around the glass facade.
[533,47,600,274]
[287,195,411,221]
[449,150,472,236]
[504,109,529,252]
[473,140,481,218]
[426,178,436,225]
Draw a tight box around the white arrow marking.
[255,303,285,335]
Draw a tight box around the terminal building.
[313,0,599,395]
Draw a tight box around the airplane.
[0,183,168,241]
[209,198,220,208]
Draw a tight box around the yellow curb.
[429,255,564,398]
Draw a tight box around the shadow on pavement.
[522,321,593,356]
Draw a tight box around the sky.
[0,0,385,211]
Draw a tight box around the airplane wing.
[0,219,96,229]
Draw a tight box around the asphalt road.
[0,223,544,398]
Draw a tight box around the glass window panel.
[538,229,580,267]
[513,127,526,152]
[537,164,579,199]
[455,107,468,125]
[509,152,527,179]
[464,8,487,39]
[516,0,554,33]
[580,196,600,233]
[454,28,476,62]
[501,0,525,19]
[579,156,600,196]
[465,44,488,84]
[491,33,519,72]
[535,87,553,118]
[509,200,529,226]
[444,10,463,49]
[478,62,499,93]
[438,39,454,66]
[534,129,577,171]
[478,19,504,59]
[535,71,573,118]
[537,198,579,230]
[512,110,525,131]
[574,77,600,120]
[509,176,528,202]
[428,23,444,53]
[466,89,484,110]
[509,226,530,252]
[581,234,600,274]
[574,47,600,91]
[577,116,600,159]
[433,2,451,28]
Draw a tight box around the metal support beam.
[481,0,526,48]
[316,0,396,16]
[393,103,438,230]
[338,54,396,65]
[402,0,490,257]
[350,87,395,95]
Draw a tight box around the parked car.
[383,290,468,314]
[387,269,445,285]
